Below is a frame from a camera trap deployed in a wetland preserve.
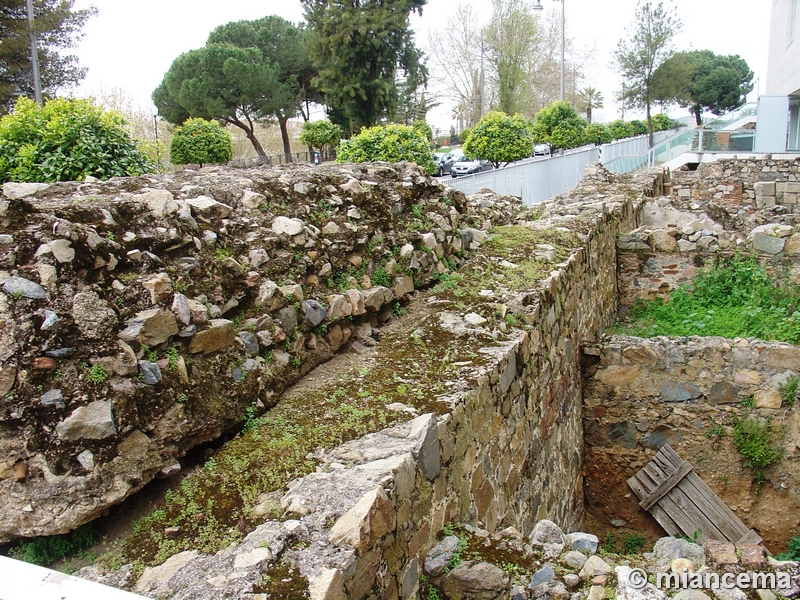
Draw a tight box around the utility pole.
[26,0,42,104]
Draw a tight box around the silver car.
[450,156,493,177]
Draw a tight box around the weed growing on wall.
[620,254,800,343]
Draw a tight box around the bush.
[732,418,781,470]
[9,525,97,566]
[169,118,233,167]
[651,113,672,131]
[607,119,634,140]
[777,536,800,561]
[584,123,612,145]
[336,124,436,174]
[299,119,342,152]
[412,119,433,145]
[0,97,153,183]
[531,101,586,151]
[463,111,533,167]
[630,119,648,135]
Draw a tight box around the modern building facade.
[763,0,800,151]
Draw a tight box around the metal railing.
[446,147,600,205]
[599,129,676,165]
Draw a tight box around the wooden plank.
[639,461,724,543]
[628,473,682,536]
[657,447,751,542]
[652,452,744,540]
[640,461,693,511]
[736,529,763,545]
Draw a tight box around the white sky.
[70,0,771,131]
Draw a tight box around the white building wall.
[767,0,800,95]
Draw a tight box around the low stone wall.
[671,157,800,207]
[79,165,665,599]
[582,335,800,553]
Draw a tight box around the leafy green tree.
[207,17,317,159]
[301,0,427,133]
[484,0,538,115]
[154,16,315,160]
[651,113,672,131]
[584,123,611,145]
[653,50,753,125]
[411,119,433,145]
[462,111,531,168]
[607,119,634,140]
[169,118,232,167]
[336,124,435,174]
[0,97,152,183]
[299,119,342,154]
[530,101,586,151]
[577,87,604,124]
[630,119,648,135]
[614,0,681,147]
[0,0,96,112]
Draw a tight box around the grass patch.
[780,375,799,407]
[618,254,800,343]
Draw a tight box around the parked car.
[433,152,455,176]
[450,156,493,177]
[533,143,551,156]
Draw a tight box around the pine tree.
[302,0,428,133]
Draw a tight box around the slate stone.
[423,535,460,576]
[303,300,327,328]
[706,382,740,404]
[41,310,59,331]
[566,532,599,555]
[175,257,199,271]
[56,400,117,441]
[232,368,244,383]
[45,348,76,358]
[605,421,638,449]
[236,331,260,356]
[642,426,683,450]
[276,306,298,333]
[410,414,440,481]
[661,381,702,402]
[40,389,65,409]
[752,232,786,254]
[138,360,162,385]
[529,566,556,590]
[617,234,651,251]
[3,276,46,299]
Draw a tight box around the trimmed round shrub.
[630,119,648,136]
[584,123,612,144]
[300,120,342,152]
[336,124,436,174]
[463,111,532,167]
[0,97,153,183]
[651,113,672,132]
[169,118,233,167]
[607,119,634,140]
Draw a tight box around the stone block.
[754,181,776,196]
[752,232,785,254]
[737,544,766,569]
[188,319,235,354]
[56,400,116,441]
[704,540,738,565]
[329,487,395,556]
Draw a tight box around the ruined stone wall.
[671,157,800,207]
[0,162,524,542]
[582,335,800,554]
[77,165,666,600]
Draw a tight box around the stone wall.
[78,165,666,599]
[671,157,800,208]
[0,162,522,541]
[582,335,800,553]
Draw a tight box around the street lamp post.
[26,0,42,105]
[532,0,565,102]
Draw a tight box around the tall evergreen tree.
[302,0,427,134]
[614,0,681,147]
[0,0,96,112]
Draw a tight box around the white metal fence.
[445,130,678,204]
[446,147,600,205]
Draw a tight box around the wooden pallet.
[627,444,761,546]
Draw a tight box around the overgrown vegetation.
[779,375,799,407]
[732,417,782,488]
[9,525,97,567]
[777,536,800,561]
[618,254,800,343]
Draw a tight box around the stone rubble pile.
[420,520,799,600]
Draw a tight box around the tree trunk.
[646,102,654,148]
[693,105,703,126]
[587,106,592,125]
[226,116,267,160]
[278,114,292,163]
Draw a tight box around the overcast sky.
[70,0,771,130]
